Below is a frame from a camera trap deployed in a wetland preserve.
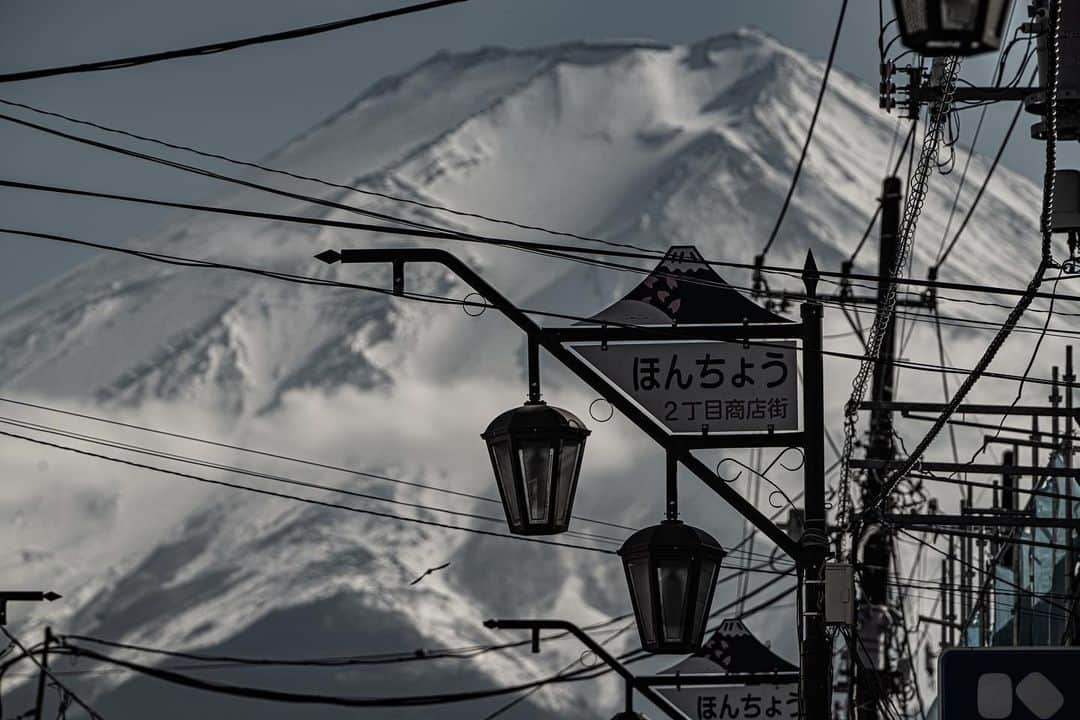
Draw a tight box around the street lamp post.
[317,246,830,719]
[0,591,61,626]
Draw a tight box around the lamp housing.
[618,520,726,654]
[482,402,590,535]
[893,0,1013,56]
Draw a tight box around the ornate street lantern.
[482,402,590,535]
[893,0,1014,56]
[618,520,726,654]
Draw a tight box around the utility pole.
[801,260,831,720]
[32,627,51,720]
[854,176,902,719]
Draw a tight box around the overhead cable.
[1,178,1076,306]
[0,427,619,556]
[933,73,1032,270]
[0,96,653,255]
[757,0,849,259]
[0,627,103,720]
[0,0,469,84]
[870,0,1064,511]
[2,226,1078,392]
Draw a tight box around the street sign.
[656,619,800,720]
[940,647,1080,719]
[659,684,798,720]
[570,340,799,434]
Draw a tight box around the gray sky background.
[0,0,1066,303]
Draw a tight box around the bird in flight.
[409,561,451,586]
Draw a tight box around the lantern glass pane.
[983,0,1008,43]
[554,440,582,523]
[692,559,719,640]
[898,0,928,33]
[490,441,521,526]
[657,561,690,642]
[628,560,656,646]
[940,0,979,31]
[518,442,554,523]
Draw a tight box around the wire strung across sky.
[0,414,625,547]
[869,0,1066,511]
[933,72,1033,271]
[0,0,470,84]
[0,100,1070,321]
[3,7,1069,718]
[757,0,848,260]
[0,426,625,557]
[0,424,799,571]
[0,396,641,530]
[41,577,798,710]
[933,8,1033,271]
[1,98,1073,307]
[0,627,103,720]
[0,96,655,257]
[3,225,1079,398]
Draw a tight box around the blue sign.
[940,648,1080,719]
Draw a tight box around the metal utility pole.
[32,627,51,720]
[854,176,902,719]
[801,268,831,720]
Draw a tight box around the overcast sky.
[0,0,1065,303]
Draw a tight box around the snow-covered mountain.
[0,28,1059,718]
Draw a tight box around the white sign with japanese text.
[571,341,799,434]
[659,684,799,720]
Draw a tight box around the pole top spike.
[314,249,342,264]
[43,591,60,602]
[802,249,820,299]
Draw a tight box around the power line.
[840,53,962,544]
[758,0,848,259]
[55,641,593,708]
[932,75,1031,271]
[0,427,618,556]
[0,96,656,256]
[847,120,917,265]
[2,177,1078,309]
[47,571,796,710]
[0,110,659,274]
[933,3,1028,268]
[0,0,469,84]
[870,0,1064,511]
[0,414,624,546]
[4,226,1079,394]
[0,424,799,571]
[10,69,1072,311]
[894,528,1075,616]
[0,396,636,534]
[0,627,103,720]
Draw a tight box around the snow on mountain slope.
[0,28,1063,717]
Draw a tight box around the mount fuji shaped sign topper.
[571,246,799,435]
[581,246,791,327]
[658,619,800,720]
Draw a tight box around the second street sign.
[571,340,799,434]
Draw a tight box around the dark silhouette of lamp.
[482,402,589,535]
[618,520,726,653]
[893,0,1014,56]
